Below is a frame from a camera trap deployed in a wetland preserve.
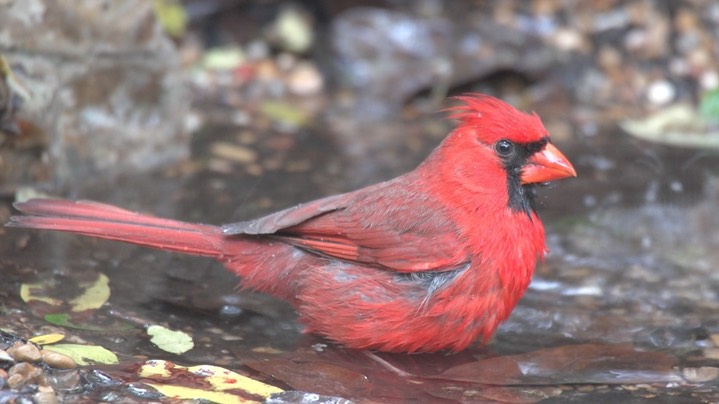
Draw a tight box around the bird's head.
[436,94,576,215]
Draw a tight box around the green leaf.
[203,47,245,71]
[147,325,194,355]
[44,313,75,328]
[44,313,133,332]
[44,344,118,366]
[700,88,719,121]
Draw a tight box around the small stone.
[551,28,587,52]
[0,349,14,363]
[6,373,24,389]
[255,58,281,82]
[683,366,719,383]
[7,362,43,388]
[286,62,323,96]
[210,142,258,164]
[703,347,719,360]
[710,333,719,346]
[597,45,622,71]
[49,368,82,393]
[41,350,77,369]
[34,385,58,404]
[7,342,42,363]
[700,70,718,90]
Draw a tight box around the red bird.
[8,95,576,353]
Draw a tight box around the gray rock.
[0,0,188,185]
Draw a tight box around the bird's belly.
[293,259,507,352]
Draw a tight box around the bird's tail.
[7,199,226,258]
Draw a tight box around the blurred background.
[2,1,719,402]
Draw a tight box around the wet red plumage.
[7,94,575,352]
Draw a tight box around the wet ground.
[2,103,719,402]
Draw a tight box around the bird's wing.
[222,181,469,272]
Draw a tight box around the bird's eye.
[494,139,515,157]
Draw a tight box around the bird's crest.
[446,94,547,144]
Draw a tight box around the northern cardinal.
[7,95,576,353]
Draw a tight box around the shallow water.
[2,114,719,402]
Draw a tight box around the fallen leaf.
[44,313,132,332]
[259,101,309,127]
[20,281,62,306]
[19,273,111,313]
[203,47,245,71]
[144,383,254,404]
[152,0,188,38]
[28,333,65,345]
[147,325,194,355]
[69,273,111,312]
[44,343,119,366]
[621,104,719,149]
[139,360,283,402]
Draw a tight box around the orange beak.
[520,143,577,185]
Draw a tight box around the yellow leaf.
[187,364,282,395]
[28,333,65,345]
[140,360,172,378]
[259,101,309,127]
[19,282,62,306]
[139,360,283,401]
[152,0,188,38]
[70,273,111,312]
[19,273,111,312]
[145,383,255,404]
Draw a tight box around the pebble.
[7,362,45,389]
[703,348,719,360]
[7,342,42,363]
[255,58,281,82]
[683,366,719,383]
[34,385,58,404]
[41,350,77,369]
[210,142,258,164]
[286,62,323,96]
[700,70,718,89]
[710,333,719,346]
[0,349,14,363]
[551,28,587,52]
